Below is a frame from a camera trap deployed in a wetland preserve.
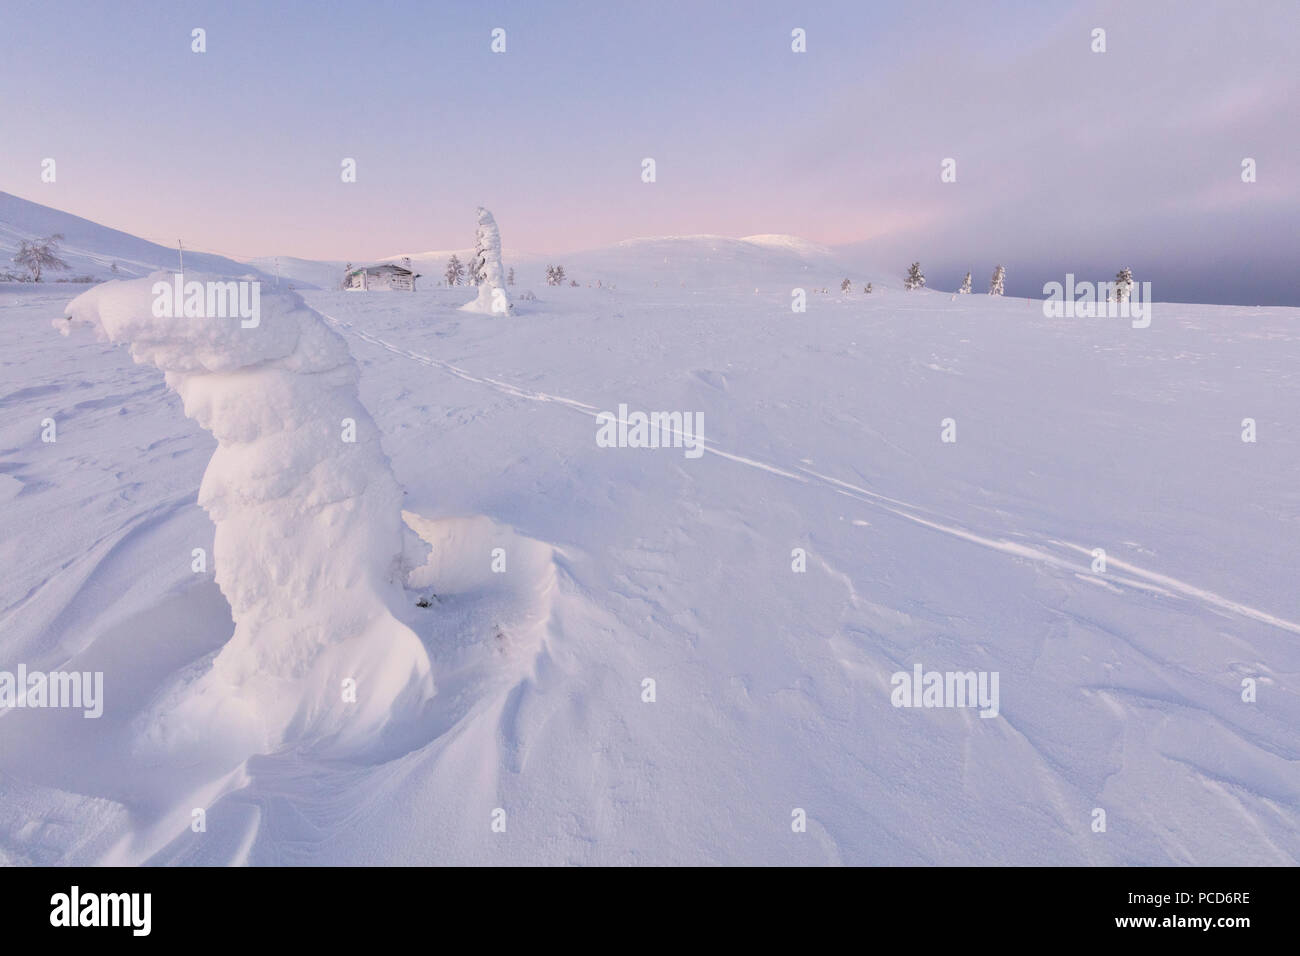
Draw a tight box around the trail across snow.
[321,309,1300,641]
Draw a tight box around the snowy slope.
[1,263,1296,866]
[523,234,892,292]
[0,191,268,283]
[242,256,349,292]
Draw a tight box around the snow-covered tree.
[989,265,1005,296]
[545,265,566,287]
[445,254,464,287]
[462,207,513,315]
[13,233,69,282]
[840,278,852,293]
[467,228,486,286]
[865,282,873,294]
[959,272,972,294]
[507,267,515,286]
[1115,267,1134,302]
[569,279,578,287]
[904,262,925,291]
[62,276,434,752]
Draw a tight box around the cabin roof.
[347,263,413,276]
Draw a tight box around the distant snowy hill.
[243,255,349,291]
[0,193,895,296]
[517,234,895,292]
[0,191,269,283]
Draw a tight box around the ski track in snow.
[321,310,1300,640]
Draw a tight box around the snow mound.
[739,234,838,257]
[61,274,434,754]
[404,513,555,615]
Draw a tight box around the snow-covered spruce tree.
[445,254,464,287]
[461,207,513,314]
[507,267,515,286]
[841,278,852,293]
[989,265,1005,296]
[865,282,873,294]
[61,275,434,753]
[554,265,566,286]
[959,272,972,294]
[904,262,925,291]
[1115,267,1133,302]
[467,227,485,286]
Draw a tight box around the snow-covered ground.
[1,255,1297,864]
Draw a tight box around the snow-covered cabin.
[344,263,419,292]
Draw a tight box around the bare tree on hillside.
[13,234,69,282]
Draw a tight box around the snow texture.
[0,209,1296,866]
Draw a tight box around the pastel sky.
[1,0,1296,302]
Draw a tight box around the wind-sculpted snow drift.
[61,274,434,754]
